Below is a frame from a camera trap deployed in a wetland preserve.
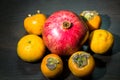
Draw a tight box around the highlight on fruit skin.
[80,10,101,31]
[68,51,95,77]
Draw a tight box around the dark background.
[0,0,120,80]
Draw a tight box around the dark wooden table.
[0,0,120,80]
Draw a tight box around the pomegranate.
[42,10,89,55]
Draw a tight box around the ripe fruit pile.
[17,10,114,78]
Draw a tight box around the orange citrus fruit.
[17,34,45,62]
[89,29,114,54]
[24,10,47,35]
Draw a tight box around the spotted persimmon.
[68,51,95,77]
[40,54,63,78]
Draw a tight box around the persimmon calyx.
[81,11,99,20]
[46,57,59,70]
[72,52,90,68]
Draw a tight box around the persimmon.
[24,10,47,35]
[80,10,101,31]
[40,54,63,78]
[68,51,95,77]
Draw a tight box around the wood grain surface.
[0,0,120,80]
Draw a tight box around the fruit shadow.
[77,50,109,80]
[110,33,120,55]
[80,43,113,80]
[49,56,71,80]
[16,47,51,76]
[79,57,107,80]
[16,59,40,75]
[100,14,111,30]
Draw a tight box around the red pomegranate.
[42,10,89,55]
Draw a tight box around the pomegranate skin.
[42,10,88,55]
